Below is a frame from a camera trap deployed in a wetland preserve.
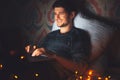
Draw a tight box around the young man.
[26,0,91,79]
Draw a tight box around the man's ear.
[70,11,76,19]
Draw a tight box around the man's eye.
[53,13,56,15]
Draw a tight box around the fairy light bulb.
[105,77,109,80]
[88,70,93,76]
[86,76,91,80]
[14,75,18,79]
[20,56,25,59]
[79,75,83,79]
[0,64,3,70]
[35,73,39,77]
[108,75,111,79]
[75,70,78,74]
[98,76,102,80]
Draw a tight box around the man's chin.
[57,24,64,27]
[56,24,61,27]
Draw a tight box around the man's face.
[53,7,72,27]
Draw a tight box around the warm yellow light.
[14,75,18,79]
[88,70,93,75]
[35,73,39,77]
[86,78,91,80]
[20,56,25,59]
[0,64,3,70]
[0,64,3,68]
[75,70,78,74]
[98,76,102,80]
[105,77,109,80]
[86,76,91,80]
[108,75,111,78]
[79,76,82,79]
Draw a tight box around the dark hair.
[52,0,78,14]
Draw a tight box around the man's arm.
[44,49,89,74]
[31,48,89,74]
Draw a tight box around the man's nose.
[56,14,60,19]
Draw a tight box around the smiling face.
[53,7,74,28]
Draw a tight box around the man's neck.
[60,25,73,34]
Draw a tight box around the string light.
[86,76,91,80]
[108,75,111,79]
[72,69,112,80]
[35,73,39,77]
[88,70,93,76]
[0,64,3,70]
[97,76,102,80]
[105,77,109,80]
[14,75,18,79]
[20,56,25,60]
[75,70,78,74]
[79,76,83,80]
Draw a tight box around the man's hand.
[25,45,37,53]
[32,48,46,56]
